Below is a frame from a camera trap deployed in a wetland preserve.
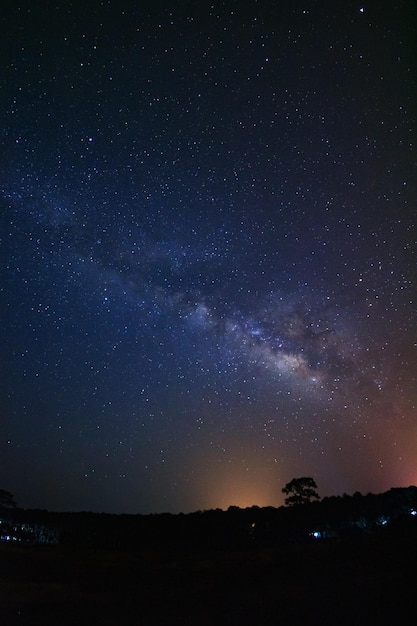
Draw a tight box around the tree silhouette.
[282,477,320,506]
[0,489,16,510]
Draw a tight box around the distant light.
[310,531,321,539]
[410,509,417,516]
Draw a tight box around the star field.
[1,0,416,513]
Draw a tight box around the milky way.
[1,1,416,513]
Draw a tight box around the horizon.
[5,482,417,517]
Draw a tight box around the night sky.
[1,0,416,514]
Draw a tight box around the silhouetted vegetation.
[1,486,417,624]
[282,476,321,506]
[0,489,16,510]
[1,485,417,551]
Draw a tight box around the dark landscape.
[2,487,417,625]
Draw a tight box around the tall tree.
[282,477,320,506]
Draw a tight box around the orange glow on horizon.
[198,461,282,510]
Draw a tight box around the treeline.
[2,486,417,551]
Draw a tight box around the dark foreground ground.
[1,530,416,625]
